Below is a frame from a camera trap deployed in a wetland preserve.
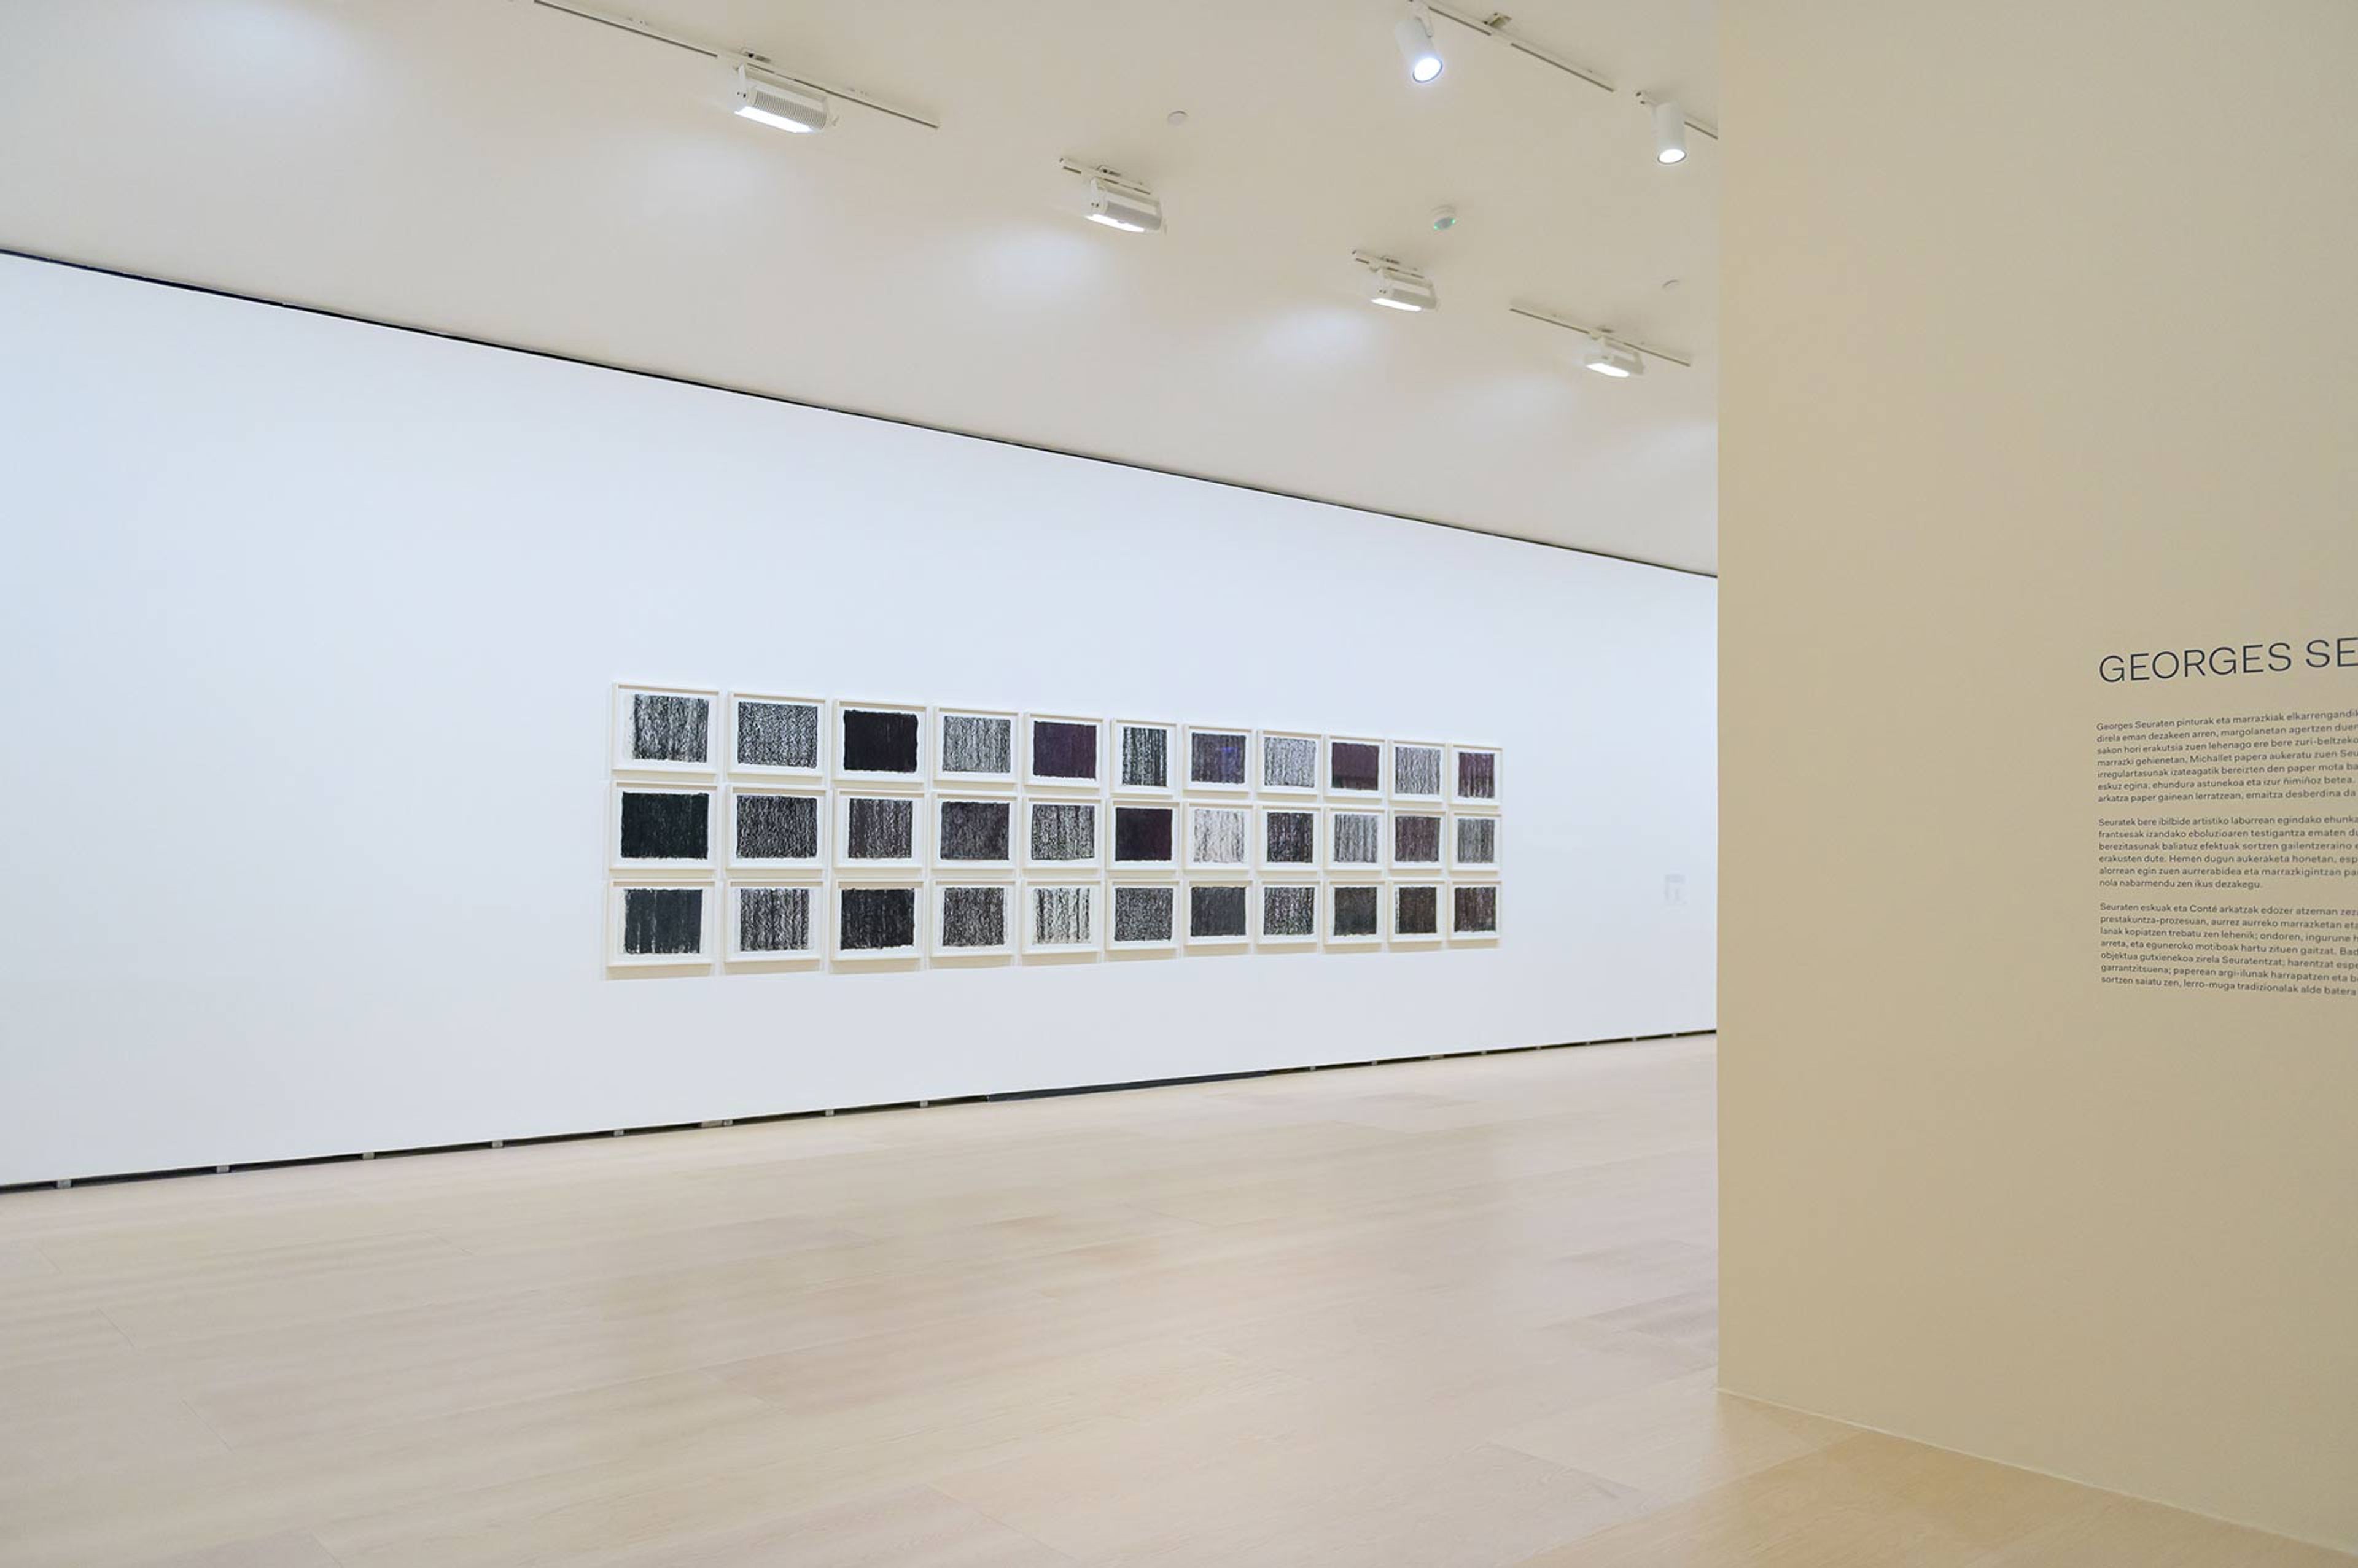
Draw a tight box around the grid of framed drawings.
[607,684,1501,971]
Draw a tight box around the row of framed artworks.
[610,785,1504,875]
[613,684,1503,805]
[609,877,1502,966]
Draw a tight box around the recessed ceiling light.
[1652,99,1687,165]
[1395,2,1444,83]
[1579,338,1645,378]
[1084,176,1164,233]
[733,64,833,133]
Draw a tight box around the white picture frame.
[831,881,925,961]
[833,698,927,786]
[1326,806,1386,872]
[607,880,717,968]
[1388,739,1447,804]
[1184,802,1251,872]
[610,782,717,874]
[1257,728,1321,797]
[1325,882,1385,949]
[1181,723,1252,795]
[1024,712,1105,790]
[1257,804,1321,872]
[1325,734,1386,799]
[1024,797,1102,870]
[1449,880,1501,943]
[726,786,826,874]
[834,791,925,873]
[1448,811,1501,872]
[1106,881,1180,952]
[612,683,718,777]
[1108,801,1179,872]
[1255,882,1321,948]
[725,881,823,965]
[1449,742,1503,807]
[934,705,1019,790]
[1111,718,1180,798]
[933,880,1016,958]
[1021,880,1102,955]
[934,795,1018,874]
[1389,809,1446,871]
[727,691,825,780]
[1181,879,1253,949]
[1389,880,1447,945]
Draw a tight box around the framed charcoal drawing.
[1258,806,1320,871]
[1390,810,1444,871]
[1325,734,1385,799]
[1257,729,1320,797]
[1388,739,1446,804]
[1255,882,1320,949]
[611,783,715,873]
[727,787,825,874]
[834,700,926,785]
[833,882,924,960]
[1325,882,1384,949]
[834,792,924,872]
[1111,719,1178,798]
[1185,804,1250,872]
[1449,742,1502,807]
[935,707,1018,789]
[726,882,821,964]
[607,881,715,967]
[1107,882,1178,952]
[1182,879,1251,949]
[1025,798,1102,870]
[1182,723,1251,796]
[612,683,717,777]
[1109,802,1178,871]
[934,881,1015,958]
[1449,881,1500,942]
[1390,880,1445,944]
[1327,807,1384,872]
[728,693,823,780]
[1025,713,1103,789]
[1022,882,1100,955]
[1449,812,1500,873]
[935,796,1016,872]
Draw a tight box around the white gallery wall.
[0,253,1716,1187]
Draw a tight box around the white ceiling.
[0,0,1718,573]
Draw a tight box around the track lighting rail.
[1509,303,1693,369]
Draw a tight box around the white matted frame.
[1184,802,1251,872]
[834,791,926,873]
[831,880,926,961]
[1388,739,1447,804]
[1449,742,1503,807]
[607,880,717,968]
[1449,811,1501,872]
[1111,718,1179,798]
[1021,880,1102,955]
[1325,734,1386,800]
[726,786,826,874]
[1181,879,1253,950]
[1106,881,1180,952]
[1182,723,1252,796]
[933,880,1016,958]
[833,698,928,786]
[1389,880,1447,944]
[1024,712,1105,790]
[1108,801,1179,872]
[1449,880,1501,943]
[1255,882,1321,948]
[726,880,824,965]
[727,691,825,780]
[934,705,1019,790]
[1257,804,1322,872]
[1325,881,1386,949]
[1257,728,1321,797]
[1024,796,1102,871]
[1326,806,1386,872]
[610,782,717,874]
[1388,809,1446,871]
[612,682,718,777]
[933,794,1018,874]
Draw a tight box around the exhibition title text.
[2101,638,2358,683]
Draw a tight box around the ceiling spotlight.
[1579,337,1646,378]
[1652,98,1687,164]
[1083,176,1164,233]
[1356,255,1437,312]
[1395,1,1444,83]
[733,64,833,133]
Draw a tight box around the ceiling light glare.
[1084,177,1164,234]
[733,64,833,133]
[1395,3,1444,83]
[1579,337,1645,378]
[1368,265,1438,312]
[1652,99,1687,164]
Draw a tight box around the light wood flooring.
[0,1036,2345,1566]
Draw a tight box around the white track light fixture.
[1395,1,1444,83]
[1579,336,1646,378]
[1355,252,1438,312]
[1652,98,1687,164]
[733,64,834,133]
[1084,176,1164,233]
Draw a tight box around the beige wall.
[1720,1,2358,1550]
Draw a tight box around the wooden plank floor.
[0,1036,2344,1567]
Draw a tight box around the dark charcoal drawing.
[1396,885,1439,936]
[1455,815,1498,864]
[622,886,703,955]
[1393,744,1443,796]
[1329,740,1382,793]
[1262,884,1317,938]
[844,796,916,860]
[1120,725,1170,788]
[631,693,709,764]
[736,701,817,769]
[1032,885,1094,946]
[1189,807,1248,864]
[1455,883,1498,933]
[1393,813,1442,863]
[1030,802,1098,861]
[1032,720,1099,780]
[1331,812,1382,865]
[940,885,1008,949]
[1189,731,1247,786]
[1263,734,1317,790]
[841,707,920,774]
[941,714,1013,775]
[938,799,1012,861]
[1189,883,1249,938]
[1264,810,1317,864]
[1113,805,1175,863]
[1332,885,1380,937]
[1458,750,1498,799]
[735,794,818,861]
[840,886,917,950]
[737,885,812,953]
[1113,884,1175,944]
[619,791,709,860]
